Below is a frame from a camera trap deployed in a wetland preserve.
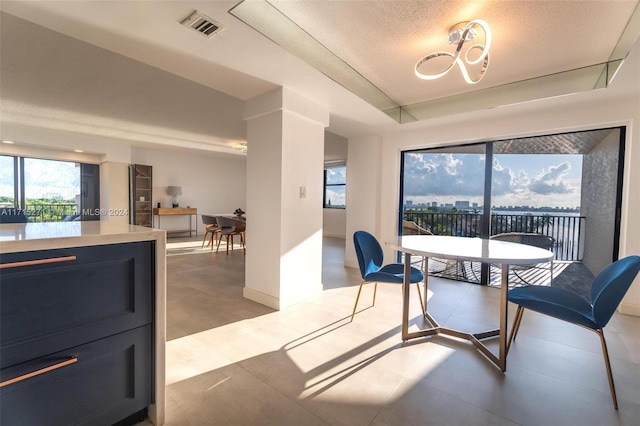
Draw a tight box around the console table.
[153,207,197,237]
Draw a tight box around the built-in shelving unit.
[130,164,153,227]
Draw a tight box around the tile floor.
[143,236,640,425]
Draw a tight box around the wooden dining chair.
[201,215,221,250]
[215,216,245,255]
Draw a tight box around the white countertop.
[388,235,553,265]
[0,221,166,253]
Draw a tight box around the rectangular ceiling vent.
[180,10,224,38]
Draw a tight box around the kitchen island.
[0,221,166,426]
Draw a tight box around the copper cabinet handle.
[0,255,77,270]
[0,357,78,388]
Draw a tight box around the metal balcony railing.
[403,212,585,261]
[24,202,78,222]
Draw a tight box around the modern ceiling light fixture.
[415,19,492,84]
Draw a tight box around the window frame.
[323,163,346,209]
[0,154,100,222]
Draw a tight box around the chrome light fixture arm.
[415,19,492,84]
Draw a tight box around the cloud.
[403,154,576,201]
[326,166,346,184]
[528,162,574,195]
[492,159,531,196]
[403,153,485,196]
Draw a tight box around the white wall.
[243,88,328,309]
[345,134,383,268]
[130,147,246,233]
[100,161,130,225]
[323,209,346,238]
[1,12,246,160]
[322,131,348,238]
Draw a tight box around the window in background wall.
[0,155,17,208]
[323,164,346,208]
[0,155,100,222]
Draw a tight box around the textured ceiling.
[268,0,638,106]
[0,0,639,134]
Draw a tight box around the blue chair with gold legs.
[352,230,426,321]
[507,255,640,409]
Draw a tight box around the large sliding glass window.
[0,155,16,208]
[23,158,81,221]
[491,151,584,261]
[402,144,487,237]
[0,155,99,222]
[400,127,625,284]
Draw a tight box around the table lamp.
[167,186,182,208]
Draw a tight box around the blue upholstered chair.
[507,255,640,409]
[352,231,426,321]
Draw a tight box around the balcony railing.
[403,211,585,261]
[25,203,78,222]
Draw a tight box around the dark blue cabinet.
[0,241,155,425]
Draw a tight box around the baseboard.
[243,287,280,309]
[243,284,323,310]
[619,302,640,317]
[345,259,359,269]
[322,233,346,239]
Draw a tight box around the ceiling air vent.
[180,10,224,38]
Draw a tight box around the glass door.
[22,157,81,222]
[399,127,624,286]
[401,144,488,283]
[0,155,17,209]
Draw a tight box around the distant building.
[455,200,470,209]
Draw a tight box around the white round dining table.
[387,235,554,372]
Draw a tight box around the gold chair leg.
[507,306,525,354]
[351,281,366,322]
[415,283,426,316]
[372,282,378,306]
[596,329,618,409]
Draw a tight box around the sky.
[325,165,346,206]
[0,155,80,201]
[403,153,583,209]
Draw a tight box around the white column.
[242,88,329,309]
[99,161,130,224]
[344,135,383,269]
